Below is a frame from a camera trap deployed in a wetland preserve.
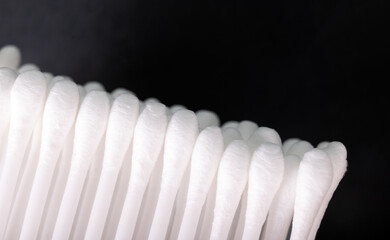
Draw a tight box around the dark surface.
[1,0,388,239]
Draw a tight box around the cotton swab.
[83,93,139,240]
[209,140,251,240]
[148,109,199,240]
[317,141,330,149]
[0,71,47,238]
[0,45,349,240]
[133,150,164,240]
[241,143,285,240]
[101,142,133,240]
[168,110,220,239]
[260,154,301,240]
[0,45,21,69]
[114,102,168,240]
[38,124,76,239]
[233,127,282,240]
[290,148,333,240]
[308,142,347,240]
[196,110,220,130]
[52,90,110,240]
[197,127,243,240]
[18,63,40,73]
[170,104,186,113]
[17,79,80,240]
[286,140,314,158]
[5,110,44,240]
[237,120,258,140]
[70,132,105,239]
[177,126,224,240]
[247,127,282,150]
[282,138,300,153]
[221,127,242,146]
[84,81,105,92]
[0,68,17,160]
[111,88,135,98]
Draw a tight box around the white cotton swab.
[197,127,242,240]
[52,90,110,240]
[196,110,220,130]
[18,63,40,73]
[114,102,168,240]
[168,110,220,239]
[221,127,242,146]
[282,138,300,154]
[111,88,135,98]
[287,140,314,158]
[317,141,330,149]
[148,109,199,240]
[222,121,239,129]
[177,126,224,240]
[261,154,301,240]
[0,71,47,238]
[0,45,21,69]
[38,124,76,239]
[308,142,347,240]
[209,140,251,240]
[133,150,164,240]
[0,68,17,161]
[233,127,282,240]
[70,132,105,240]
[18,79,79,240]
[247,127,282,150]
[290,148,333,240]
[83,93,140,240]
[241,143,285,240]
[5,109,44,240]
[84,81,105,92]
[102,142,133,240]
[238,120,258,140]
[170,104,186,113]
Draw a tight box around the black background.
[1,0,388,239]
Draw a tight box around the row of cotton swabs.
[0,45,347,240]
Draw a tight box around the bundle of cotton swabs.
[0,45,347,240]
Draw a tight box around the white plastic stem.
[242,143,284,240]
[290,148,333,240]
[0,71,47,238]
[308,142,347,240]
[52,91,110,240]
[114,102,168,240]
[148,110,199,240]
